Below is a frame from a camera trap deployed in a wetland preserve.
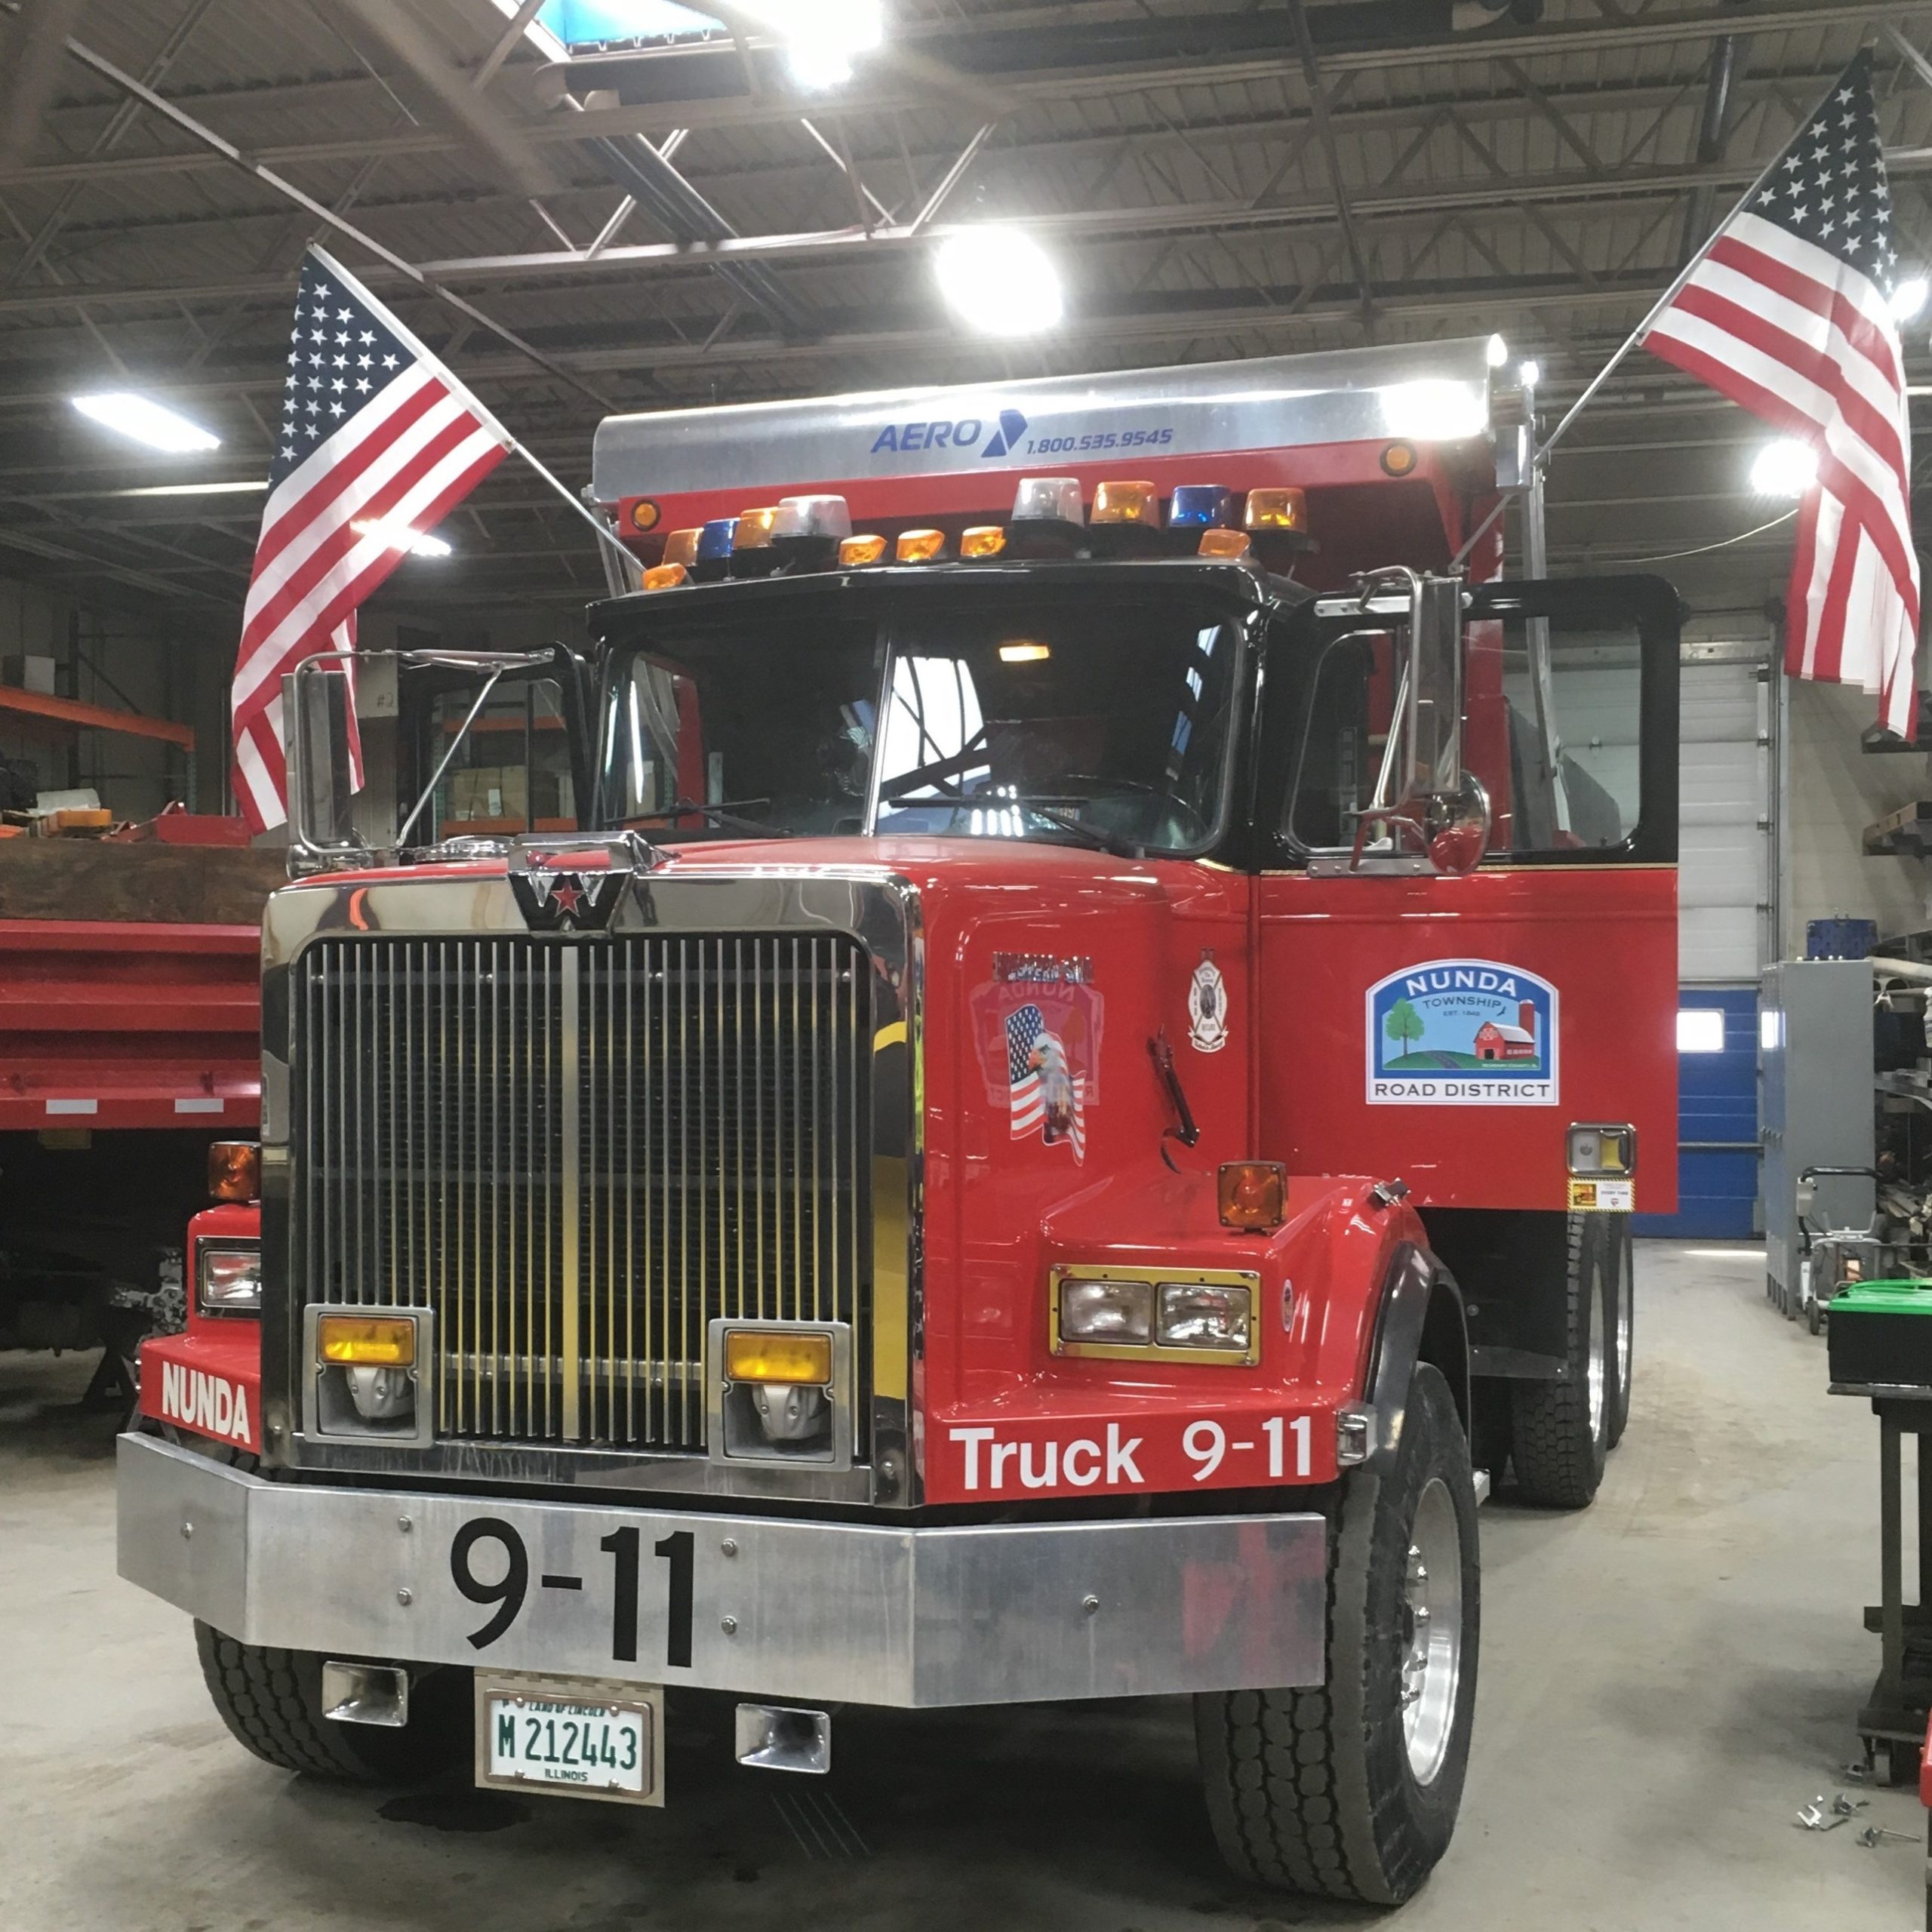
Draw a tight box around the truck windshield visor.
[600,586,1243,855]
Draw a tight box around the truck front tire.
[1195,1363,1481,1906]
[1508,1215,1610,1508]
[195,1623,468,1783]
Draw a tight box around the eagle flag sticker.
[972,955,1101,1164]
[1366,958,1559,1106]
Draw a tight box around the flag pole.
[1534,75,1842,469]
[504,439,642,591]
[1453,62,1854,574]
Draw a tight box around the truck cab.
[124,338,1678,1908]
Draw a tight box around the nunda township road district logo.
[1365,958,1560,1106]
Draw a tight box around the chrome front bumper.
[118,1433,1327,1707]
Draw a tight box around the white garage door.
[1678,657,1768,983]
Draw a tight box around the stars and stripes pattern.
[1006,1002,1087,1160]
[1642,49,1918,739]
[230,246,514,832]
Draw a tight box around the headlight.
[1058,1278,1154,1346]
[196,1241,261,1315]
[1158,1281,1253,1352]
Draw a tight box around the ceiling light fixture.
[71,392,220,454]
[1518,358,1541,389]
[731,0,883,88]
[351,518,452,558]
[1889,275,1929,324]
[1484,334,1509,368]
[1749,438,1817,500]
[1380,379,1487,443]
[935,226,1064,336]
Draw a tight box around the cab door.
[1253,576,1681,1214]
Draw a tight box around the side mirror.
[1425,774,1492,875]
[285,663,369,876]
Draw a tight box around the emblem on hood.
[507,832,657,933]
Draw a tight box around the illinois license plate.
[475,1672,662,1806]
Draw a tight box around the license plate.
[475,1672,663,1807]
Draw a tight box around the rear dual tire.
[195,1623,469,1783]
[1196,1364,1481,1906]
[1509,1215,1614,1509]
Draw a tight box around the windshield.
[598,585,1244,855]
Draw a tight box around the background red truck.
[127,338,1678,1907]
[0,825,280,1395]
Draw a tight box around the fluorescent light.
[999,641,1051,663]
[1890,275,1928,324]
[1380,379,1486,442]
[71,392,220,454]
[113,479,268,498]
[1749,438,1816,499]
[351,518,452,559]
[1485,334,1509,368]
[936,226,1063,336]
[1676,1008,1725,1053]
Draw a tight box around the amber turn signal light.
[208,1140,260,1203]
[1198,528,1252,559]
[724,1329,834,1385]
[1218,1161,1287,1232]
[318,1315,417,1367]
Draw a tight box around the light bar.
[733,506,780,550]
[772,494,853,542]
[661,528,703,569]
[71,391,220,454]
[1012,477,1082,524]
[839,534,888,566]
[897,529,946,563]
[1198,529,1251,559]
[1243,488,1307,532]
[1168,485,1238,528]
[697,518,738,563]
[1090,479,1159,528]
[960,526,1008,559]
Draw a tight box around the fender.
[1362,1241,1469,1471]
[138,1202,263,1454]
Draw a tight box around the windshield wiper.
[882,783,1142,859]
[657,795,792,834]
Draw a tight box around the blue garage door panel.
[1632,986,1759,1238]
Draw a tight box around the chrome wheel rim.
[1401,1477,1464,1786]
[1587,1263,1609,1443]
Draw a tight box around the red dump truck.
[0,822,281,1395]
[123,339,1678,1906]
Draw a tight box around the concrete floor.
[0,1242,1921,1930]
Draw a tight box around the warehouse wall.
[1786,678,1928,949]
[0,573,228,823]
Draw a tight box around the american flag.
[1006,1003,1086,1160]
[1643,49,1918,739]
[230,247,514,832]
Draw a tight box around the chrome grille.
[292,933,871,1451]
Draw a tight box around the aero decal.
[158,1360,256,1448]
[1366,958,1560,1106]
[980,408,1029,459]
